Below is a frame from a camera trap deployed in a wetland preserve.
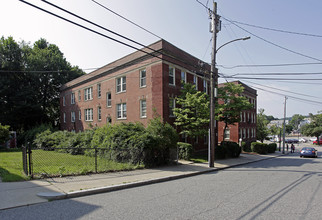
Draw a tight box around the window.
[193,75,198,90]
[107,116,112,124]
[203,79,208,94]
[116,76,126,93]
[63,113,66,123]
[169,97,175,117]
[97,83,101,98]
[248,128,250,138]
[224,128,230,140]
[117,103,127,119]
[79,110,81,120]
[71,93,75,104]
[140,99,147,118]
[106,92,112,107]
[71,111,75,122]
[240,112,243,122]
[85,108,93,121]
[78,90,81,101]
[63,96,66,106]
[169,66,175,85]
[181,71,186,88]
[84,87,93,101]
[98,106,101,121]
[140,69,146,87]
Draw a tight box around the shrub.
[220,141,241,158]
[215,144,226,159]
[267,143,277,153]
[177,142,193,160]
[251,142,268,154]
[241,141,251,152]
[20,124,55,148]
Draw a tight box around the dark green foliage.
[242,141,252,152]
[221,141,241,158]
[251,142,268,154]
[215,144,226,159]
[177,142,193,160]
[0,123,10,144]
[33,118,178,167]
[19,124,54,148]
[267,143,277,153]
[0,36,84,133]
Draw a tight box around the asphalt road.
[1,149,322,220]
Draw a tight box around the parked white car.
[310,137,317,142]
[299,138,308,143]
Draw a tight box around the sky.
[2,0,322,119]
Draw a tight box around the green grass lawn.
[0,149,30,182]
[0,149,144,182]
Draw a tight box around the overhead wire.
[91,0,162,39]
[230,20,322,38]
[21,0,206,76]
[218,62,322,69]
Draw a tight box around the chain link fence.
[22,146,143,178]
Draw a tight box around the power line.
[230,20,322,38]
[229,72,322,76]
[220,74,322,81]
[21,0,205,76]
[217,62,322,69]
[241,80,319,99]
[91,0,162,39]
[221,16,322,62]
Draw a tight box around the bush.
[267,143,277,153]
[220,141,241,158]
[215,144,226,159]
[241,141,252,152]
[177,142,193,160]
[251,142,268,154]
[20,124,55,148]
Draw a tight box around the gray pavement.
[0,151,287,210]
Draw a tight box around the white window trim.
[71,111,75,122]
[140,99,147,118]
[98,106,102,121]
[116,76,126,93]
[140,69,147,88]
[193,75,198,90]
[79,110,81,120]
[169,66,175,86]
[97,83,101,98]
[84,87,93,101]
[181,71,186,88]
[117,103,127,119]
[85,108,93,121]
[106,92,112,107]
[78,90,81,101]
[71,93,75,104]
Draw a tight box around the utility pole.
[282,96,287,154]
[209,1,219,167]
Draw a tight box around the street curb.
[38,153,286,201]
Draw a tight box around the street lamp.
[208,2,251,168]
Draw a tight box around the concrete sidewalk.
[0,152,286,210]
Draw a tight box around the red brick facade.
[60,40,257,150]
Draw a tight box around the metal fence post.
[22,145,27,175]
[28,144,33,178]
[95,148,98,173]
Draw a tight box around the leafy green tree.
[257,108,269,143]
[0,123,10,143]
[301,113,322,145]
[174,83,210,140]
[290,114,304,131]
[0,36,84,132]
[216,82,253,138]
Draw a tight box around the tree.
[216,82,253,138]
[174,83,210,141]
[256,108,269,143]
[301,113,322,145]
[0,123,10,144]
[0,36,84,132]
[290,114,304,131]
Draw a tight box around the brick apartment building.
[60,39,257,151]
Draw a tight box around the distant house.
[60,40,257,151]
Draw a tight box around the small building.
[60,40,257,151]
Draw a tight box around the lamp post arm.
[216,37,250,53]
